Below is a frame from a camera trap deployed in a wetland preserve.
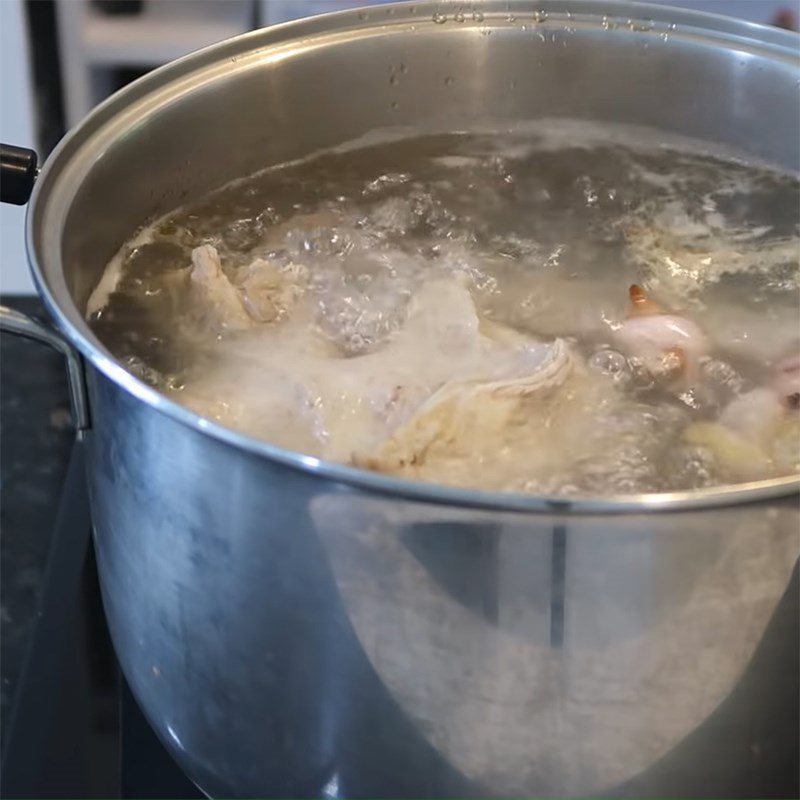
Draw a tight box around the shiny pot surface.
[19,1,800,796]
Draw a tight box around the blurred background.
[1,0,797,293]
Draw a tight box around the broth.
[88,122,800,495]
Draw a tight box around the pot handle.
[1,144,39,205]
[0,305,90,431]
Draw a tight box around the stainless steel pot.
[3,1,799,796]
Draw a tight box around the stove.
[0,299,199,798]
[0,435,200,799]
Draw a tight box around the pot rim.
[26,0,800,515]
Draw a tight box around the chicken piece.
[721,387,785,441]
[683,422,772,481]
[683,384,800,481]
[771,416,800,475]
[178,276,566,465]
[612,285,708,388]
[314,277,541,460]
[623,205,799,366]
[358,339,573,482]
[190,245,254,332]
[238,258,307,322]
[189,245,307,332]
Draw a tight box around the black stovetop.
[0,296,198,798]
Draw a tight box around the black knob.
[1,144,39,206]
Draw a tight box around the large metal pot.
[3,1,799,796]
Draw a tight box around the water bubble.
[672,446,714,488]
[167,375,186,392]
[124,355,162,386]
[506,14,517,22]
[363,173,411,194]
[589,349,630,382]
[314,256,418,355]
[390,101,399,110]
[677,389,703,410]
[399,62,408,74]
[389,73,399,86]
[628,17,653,32]
[454,11,465,22]
[472,10,484,22]
[578,176,599,206]
[357,11,368,20]
[702,358,745,399]
[660,22,677,40]
[533,10,548,23]
[444,75,454,85]
[543,244,564,267]
[432,12,447,24]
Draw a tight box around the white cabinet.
[55,0,256,128]
[54,0,796,129]
[257,0,393,25]
[0,0,37,294]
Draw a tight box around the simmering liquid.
[88,122,800,495]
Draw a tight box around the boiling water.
[88,122,800,495]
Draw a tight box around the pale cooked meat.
[238,258,307,322]
[189,245,307,331]
[310,277,539,460]
[177,277,569,464]
[190,244,253,332]
[358,339,573,485]
[682,386,800,481]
